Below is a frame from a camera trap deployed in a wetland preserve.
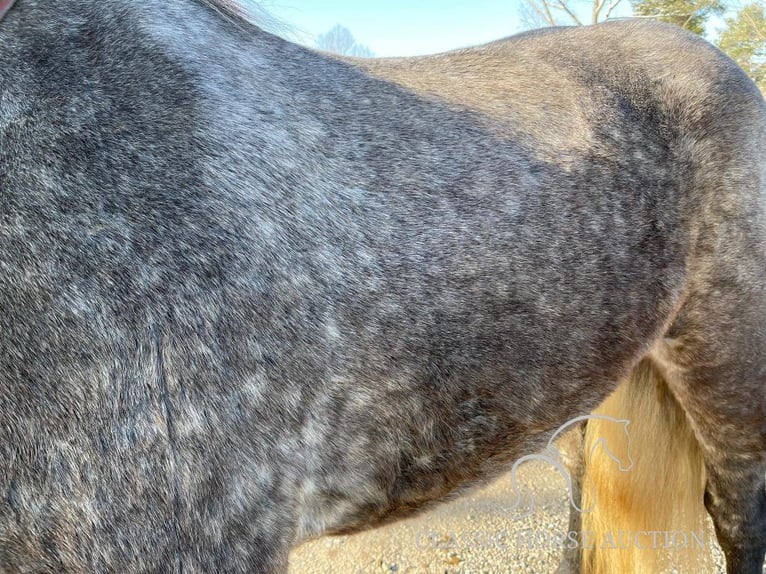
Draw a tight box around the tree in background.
[524,0,625,25]
[631,0,725,33]
[524,0,724,31]
[717,2,766,91]
[316,24,374,58]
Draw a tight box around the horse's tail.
[580,359,711,573]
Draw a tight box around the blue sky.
[250,1,730,57]
[258,0,633,56]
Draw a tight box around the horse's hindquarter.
[279,24,711,536]
[281,23,766,537]
[2,5,762,569]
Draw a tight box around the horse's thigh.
[654,290,766,574]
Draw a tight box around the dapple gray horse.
[1,1,765,572]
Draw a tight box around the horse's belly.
[292,274,682,541]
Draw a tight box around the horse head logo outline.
[503,414,632,521]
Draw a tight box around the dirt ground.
[289,462,728,574]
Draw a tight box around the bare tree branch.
[603,0,622,20]
[593,0,608,24]
[526,0,627,27]
[555,0,584,25]
[742,5,766,40]
[682,10,696,30]
[529,0,624,27]
[527,0,557,26]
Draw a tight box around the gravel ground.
[289,462,730,574]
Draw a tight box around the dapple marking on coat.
[0,1,764,572]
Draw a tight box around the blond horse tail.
[580,358,711,573]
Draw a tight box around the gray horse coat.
[1,1,765,572]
